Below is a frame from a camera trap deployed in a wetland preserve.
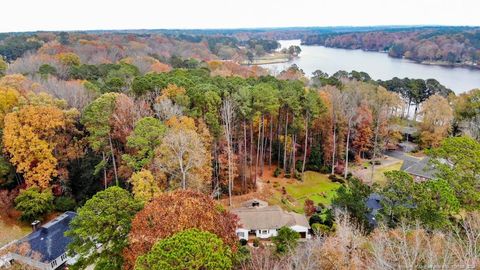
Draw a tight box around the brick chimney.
[31,220,40,232]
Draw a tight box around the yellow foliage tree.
[419,94,453,148]
[0,74,39,94]
[57,52,81,66]
[129,169,163,203]
[0,87,20,128]
[3,105,65,189]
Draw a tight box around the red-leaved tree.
[122,190,238,269]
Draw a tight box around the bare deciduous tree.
[154,98,183,121]
[154,128,208,191]
[34,76,96,111]
[221,98,236,206]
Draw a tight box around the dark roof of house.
[14,212,76,263]
[366,193,382,211]
[366,193,383,227]
[400,157,437,180]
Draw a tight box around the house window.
[237,232,245,238]
[261,230,268,235]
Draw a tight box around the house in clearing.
[4,212,76,270]
[231,199,310,241]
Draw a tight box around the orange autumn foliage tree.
[352,103,373,161]
[122,190,238,270]
[3,105,65,189]
[149,61,171,73]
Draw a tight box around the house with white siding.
[231,199,310,241]
[3,212,76,270]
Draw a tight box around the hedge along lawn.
[267,171,341,213]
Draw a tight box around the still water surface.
[261,40,480,93]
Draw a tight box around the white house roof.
[231,199,309,230]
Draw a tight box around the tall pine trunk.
[255,116,262,185]
[283,111,289,170]
[108,134,119,186]
[291,134,296,176]
[260,115,266,176]
[331,116,336,175]
[269,116,273,167]
[250,121,254,186]
[243,120,247,192]
[102,152,107,189]
[344,117,352,179]
[301,114,309,175]
[370,121,381,181]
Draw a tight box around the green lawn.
[268,171,341,213]
[372,161,403,185]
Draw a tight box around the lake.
[261,40,480,94]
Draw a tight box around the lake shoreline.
[258,40,480,93]
[303,44,480,70]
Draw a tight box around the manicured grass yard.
[268,171,341,213]
[372,161,403,185]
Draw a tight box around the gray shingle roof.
[231,199,309,230]
[13,212,76,263]
[401,157,437,180]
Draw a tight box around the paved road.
[384,150,420,163]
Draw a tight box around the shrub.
[295,160,303,172]
[294,170,302,180]
[15,187,54,222]
[334,164,345,175]
[272,227,300,254]
[239,238,248,246]
[336,178,345,184]
[317,202,326,210]
[54,196,76,212]
[273,167,281,177]
[323,209,335,228]
[253,238,260,247]
[319,166,331,174]
[281,186,287,195]
[233,245,250,266]
[309,214,322,226]
[370,160,382,165]
[304,199,316,216]
[312,223,331,235]
[329,174,345,184]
